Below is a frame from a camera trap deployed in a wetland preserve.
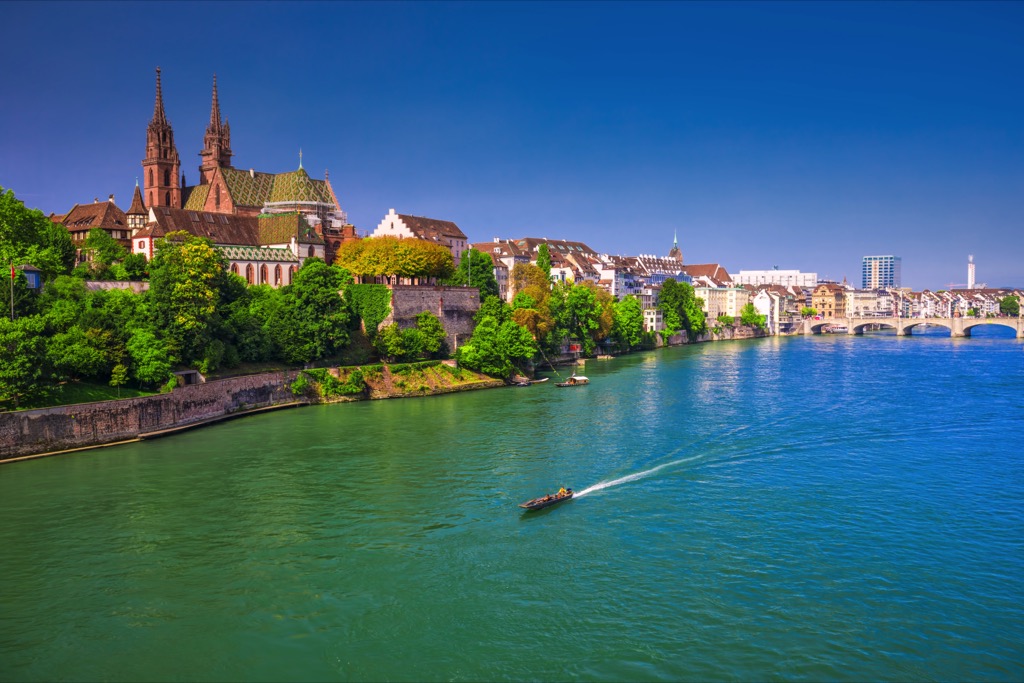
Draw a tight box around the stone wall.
[0,371,300,460]
[383,285,480,351]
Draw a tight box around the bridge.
[802,316,1024,338]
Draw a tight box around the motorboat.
[519,488,574,511]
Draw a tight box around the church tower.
[668,229,683,264]
[199,74,233,184]
[142,67,181,208]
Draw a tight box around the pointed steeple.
[298,148,303,170]
[199,73,233,183]
[668,228,682,264]
[151,67,167,126]
[127,180,148,231]
[208,73,222,131]
[144,67,181,209]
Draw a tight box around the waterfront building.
[812,282,848,319]
[643,306,664,333]
[862,255,902,289]
[735,268,818,289]
[372,209,469,267]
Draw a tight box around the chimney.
[108,194,115,203]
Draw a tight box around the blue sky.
[2,1,1021,289]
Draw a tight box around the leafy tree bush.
[740,302,767,329]
[335,236,454,280]
[346,283,391,340]
[536,243,552,281]
[658,278,707,340]
[999,296,1020,317]
[456,315,536,379]
[611,295,644,350]
[444,247,499,301]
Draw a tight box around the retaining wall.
[0,371,300,460]
[383,285,480,351]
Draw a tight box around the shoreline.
[0,327,770,464]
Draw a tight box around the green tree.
[0,186,75,282]
[147,231,227,366]
[801,306,817,318]
[658,278,707,340]
[0,315,49,408]
[445,248,499,301]
[414,311,447,358]
[110,363,129,398]
[46,326,109,381]
[83,228,128,271]
[717,313,735,327]
[456,316,536,379]
[740,302,767,329]
[612,295,645,350]
[270,259,352,364]
[536,243,552,281]
[126,327,172,387]
[999,295,1020,317]
[549,282,604,356]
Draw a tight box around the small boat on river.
[555,374,589,387]
[519,488,574,510]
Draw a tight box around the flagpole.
[10,262,14,321]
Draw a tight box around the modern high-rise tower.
[967,255,976,289]
[861,255,901,289]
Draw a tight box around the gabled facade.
[373,209,469,267]
[51,195,131,246]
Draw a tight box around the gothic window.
[215,186,220,210]
[288,266,296,283]
[164,169,170,186]
[274,265,282,285]
[164,191,170,205]
[245,264,254,284]
[231,263,239,275]
[308,245,314,257]
[149,169,153,186]
[260,265,268,284]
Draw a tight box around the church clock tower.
[142,67,181,208]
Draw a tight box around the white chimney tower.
[967,254,976,290]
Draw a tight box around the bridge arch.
[900,321,953,335]
[961,319,1021,336]
[851,320,896,335]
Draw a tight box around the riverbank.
[0,363,505,462]
[0,326,768,462]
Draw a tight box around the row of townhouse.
[806,283,1022,320]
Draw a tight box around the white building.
[735,269,818,289]
[372,209,469,267]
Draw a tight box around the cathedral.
[131,68,358,281]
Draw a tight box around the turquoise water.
[2,330,1023,681]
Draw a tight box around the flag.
[9,263,13,281]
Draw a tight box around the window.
[148,169,153,186]
[163,169,170,186]
[231,263,239,275]
[245,264,254,284]
[215,186,221,210]
[138,241,145,250]
[260,265,268,284]
[274,265,282,285]
[164,191,170,205]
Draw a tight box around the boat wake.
[573,454,704,498]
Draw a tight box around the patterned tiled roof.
[257,212,324,245]
[182,184,210,211]
[220,167,276,207]
[268,168,334,204]
[218,245,298,263]
[681,263,733,284]
[209,166,335,209]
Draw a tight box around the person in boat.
[558,487,567,496]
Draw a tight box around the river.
[2,329,1023,681]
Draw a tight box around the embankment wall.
[0,371,300,460]
[383,285,479,350]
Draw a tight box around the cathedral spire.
[208,73,222,132]
[199,73,232,183]
[298,148,303,170]
[152,67,167,126]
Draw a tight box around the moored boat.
[555,374,589,387]
[519,488,574,510]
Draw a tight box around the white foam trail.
[574,454,704,498]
